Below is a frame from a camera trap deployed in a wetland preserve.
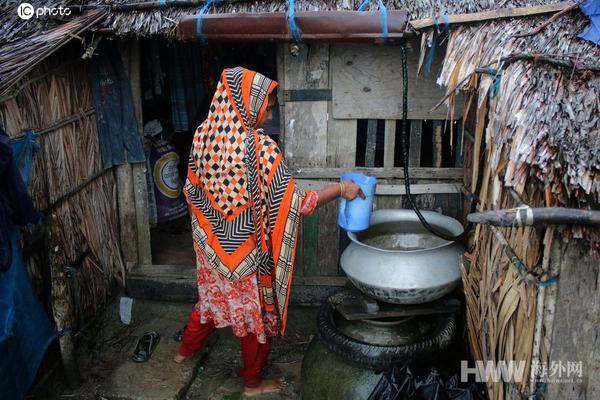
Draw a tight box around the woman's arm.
[316,180,364,208]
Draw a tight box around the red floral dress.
[194,190,318,344]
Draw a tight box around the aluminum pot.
[340,209,465,304]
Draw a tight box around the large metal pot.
[340,209,465,304]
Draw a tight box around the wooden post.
[409,120,422,167]
[548,238,600,398]
[119,38,153,266]
[365,119,377,167]
[383,120,396,168]
[114,164,138,269]
[47,214,80,388]
[432,120,443,168]
[133,163,152,265]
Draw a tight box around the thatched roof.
[92,0,553,38]
[0,8,107,96]
[1,0,67,43]
[3,0,551,40]
[436,13,599,206]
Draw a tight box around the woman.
[175,67,363,396]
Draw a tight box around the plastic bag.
[369,364,486,400]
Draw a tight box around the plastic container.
[338,172,377,232]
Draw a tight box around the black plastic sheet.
[368,365,487,400]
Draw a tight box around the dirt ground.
[150,218,196,266]
[29,299,318,400]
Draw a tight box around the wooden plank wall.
[279,42,464,282]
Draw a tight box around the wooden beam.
[336,296,462,321]
[409,2,576,30]
[292,167,462,180]
[130,264,348,286]
[297,180,462,195]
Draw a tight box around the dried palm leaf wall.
[0,50,125,319]
[430,13,599,400]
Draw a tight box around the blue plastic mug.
[338,172,377,232]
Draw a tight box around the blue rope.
[358,0,370,11]
[479,67,503,99]
[538,274,560,287]
[442,14,450,30]
[159,0,167,7]
[288,0,302,43]
[357,0,388,43]
[514,259,524,274]
[512,258,559,287]
[424,15,451,74]
[378,0,389,42]
[196,0,220,39]
[424,18,439,74]
[58,325,72,338]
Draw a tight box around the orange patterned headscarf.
[184,67,305,334]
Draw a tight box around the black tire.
[317,300,458,369]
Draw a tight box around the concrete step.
[126,265,347,306]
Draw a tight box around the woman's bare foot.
[173,352,195,363]
[243,377,286,396]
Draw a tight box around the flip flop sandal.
[174,325,186,342]
[132,331,160,363]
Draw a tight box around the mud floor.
[29,299,318,400]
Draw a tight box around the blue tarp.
[90,43,145,168]
[0,129,39,272]
[580,0,600,46]
[0,127,58,400]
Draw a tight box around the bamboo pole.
[9,108,95,141]
[468,207,600,227]
[75,0,248,12]
[43,168,112,214]
[409,2,577,30]
[47,214,80,388]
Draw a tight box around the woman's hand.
[341,180,366,201]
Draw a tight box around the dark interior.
[140,41,278,265]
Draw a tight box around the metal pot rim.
[347,209,464,254]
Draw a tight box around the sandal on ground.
[132,331,160,363]
[173,325,186,342]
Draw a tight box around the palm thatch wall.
[429,12,599,399]
[0,51,125,319]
